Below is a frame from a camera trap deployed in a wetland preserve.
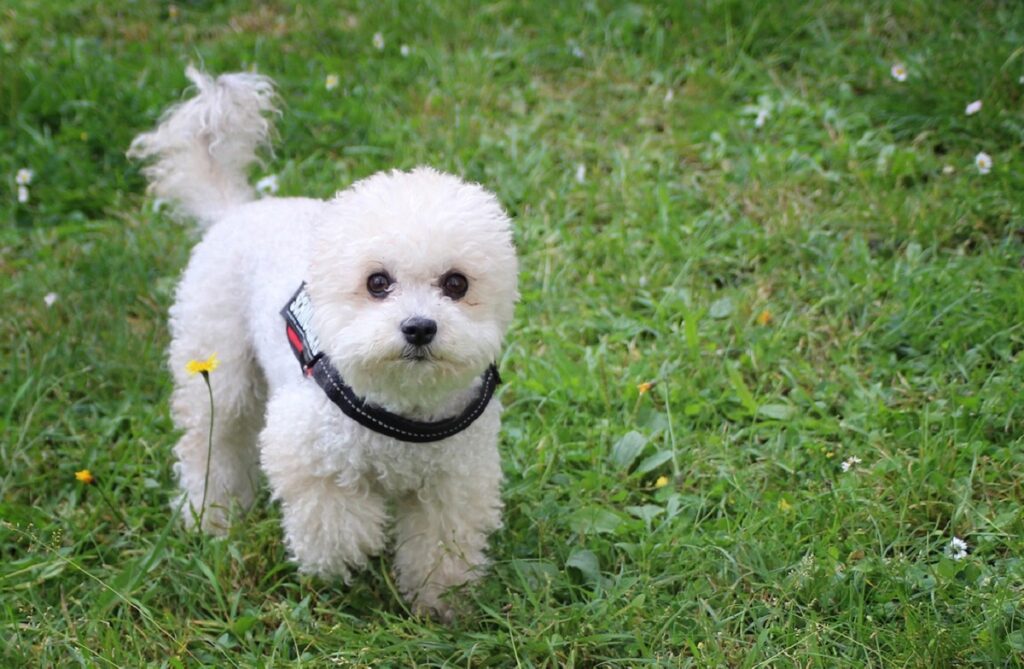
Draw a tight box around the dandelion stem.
[197,370,215,530]
[94,483,131,529]
[660,382,680,477]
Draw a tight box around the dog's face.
[308,168,518,409]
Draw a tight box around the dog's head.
[308,167,518,411]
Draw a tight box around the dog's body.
[130,68,517,619]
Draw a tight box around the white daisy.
[840,456,862,472]
[942,165,955,175]
[575,163,586,184]
[754,109,769,129]
[946,537,968,561]
[372,32,385,50]
[890,63,908,82]
[255,174,279,196]
[43,292,58,308]
[15,168,34,185]
[400,44,410,57]
[17,185,29,203]
[965,100,982,116]
[325,74,339,91]
[975,152,992,175]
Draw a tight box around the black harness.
[281,284,500,443]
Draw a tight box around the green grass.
[3,0,1024,666]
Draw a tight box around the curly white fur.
[130,68,518,620]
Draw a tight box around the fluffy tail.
[128,66,278,227]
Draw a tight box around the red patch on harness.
[287,325,304,353]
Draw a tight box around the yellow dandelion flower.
[756,309,773,326]
[75,469,95,484]
[637,381,655,395]
[186,354,219,376]
[654,475,669,488]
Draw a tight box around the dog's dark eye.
[367,272,393,298]
[441,272,469,300]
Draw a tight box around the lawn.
[3,0,1024,666]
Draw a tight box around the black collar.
[281,284,501,443]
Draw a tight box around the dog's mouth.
[401,345,437,362]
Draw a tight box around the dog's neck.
[345,372,485,422]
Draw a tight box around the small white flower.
[15,168,34,185]
[372,32,385,50]
[255,174,279,196]
[570,44,584,59]
[975,152,993,175]
[399,44,410,57]
[946,536,968,560]
[1019,75,1024,85]
[575,163,586,184]
[325,74,339,91]
[754,109,769,129]
[840,456,862,472]
[965,100,982,116]
[17,185,29,203]
[942,164,955,175]
[43,292,58,308]
[891,63,908,82]
[663,88,674,103]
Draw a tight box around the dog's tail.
[128,66,278,228]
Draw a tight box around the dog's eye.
[367,272,393,298]
[441,272,469,300]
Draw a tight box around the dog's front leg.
[392,443,503,621]
[260,386,387,581]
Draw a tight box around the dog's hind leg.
[167,271,266,534]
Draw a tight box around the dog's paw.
[411,597,459,624]
[404,582,472,624]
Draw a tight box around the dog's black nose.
[401,317,437,346]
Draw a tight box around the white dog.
[128,67,518,619]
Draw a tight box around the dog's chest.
[315,403,499,494]
[368,439,453,491]
[345,429,484,496]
